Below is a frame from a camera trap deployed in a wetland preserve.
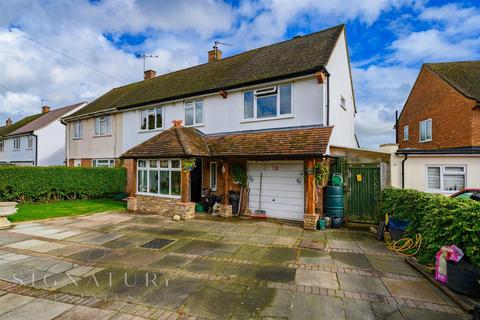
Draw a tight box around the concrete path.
[0,212,470,319]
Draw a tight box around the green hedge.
[382,188,480,267]
[0,166,126,202]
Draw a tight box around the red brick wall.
[123,159,137,196]
[472,107,480,146]
[398,67,477,150]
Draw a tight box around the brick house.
[381,61,480,193]
[63,24,367,228]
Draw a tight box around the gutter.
[401,153,408,189]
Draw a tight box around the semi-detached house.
[63,24,367,229]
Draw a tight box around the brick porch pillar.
[123,158,138,211]
[304,158,318,229]
[181,163,191,203]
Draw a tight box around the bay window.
[185,101,203,126]
[243,83,292,120]
[140,107,163,131]
[426,165,466,193]
[137,159,181,197]
[95,115,111,136]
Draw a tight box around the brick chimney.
[144,69,156,80]
[208,48,222,62]
[172,120,183,128]
[5,118,12,126]
[41,105,50,113]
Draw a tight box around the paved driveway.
[0,212,469,319]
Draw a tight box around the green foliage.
[314,162,329,187]
[232,165,247,186]
[382,187,480,267]
[0,166,126,203]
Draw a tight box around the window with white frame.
[419,119,432,142]
[184,101,203,126]
[137,159,181,197]
[403,125,409,141]
[340,95,346,111]
[74,121,83,138]
[140,107,163,131]
[27,136,33,149]
[0,140,4,152]
[13,137,20,150]
[73,159,82,167]
[244,83,292,120]
[210,162,217,191]
[93,159,115,167]
[427,165,466,192]
[94,115,111,136]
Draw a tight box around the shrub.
[382,187,480,267]
[0,166,126,202]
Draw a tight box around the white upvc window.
[340,95,346,111]
[243,83,292,120]
[74,121,83,138]
[426,165,466,193]
[73,159,82,167]
[184,101,204,126]
[94,115,111,136]
[140,107,163,131]
[13,137,20,150]
[403,125,409,141]
[0,140,4,152]
[27,136,33,149]
[210,162,217,191]
[419,119,432,142]
[93,159,115,167]
[137,159,181,197]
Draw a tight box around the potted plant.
[182,158,196,171]
[0,202,17,229]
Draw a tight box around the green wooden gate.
[348,164,381,222]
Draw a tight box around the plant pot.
[0,202,17,229]
[447,260,480,298]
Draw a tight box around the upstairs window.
[185,101,204,126]
[0,140,3,152]
[95,115,111,136]
[403,125,409,141]
[74,121,83,138]
[244,83,292,120]
[27,136,33,149]
[340,95,346,111]
[419,119,432,142]
[427,165,465,192]
[13,137,20,150]
[140,107,163,131]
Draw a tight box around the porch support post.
[181,163,191,203]
[218,159,232,217]
[304,158,318,229]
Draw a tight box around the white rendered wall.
[0,135,35,164]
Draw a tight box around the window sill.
[93,134,112,138]
[138,128,164,133]
[240,115,294,123]
[426,189,458,195]
[12,149,20,152]
[185,123,205,128]
[419,139,432,143]
[26,148,32,151]
[135,192,181,199]
[73,137,83,140]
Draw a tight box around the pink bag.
[435,245,464,283]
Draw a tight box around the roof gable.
[0,114,44,138]
[67,24,344,119]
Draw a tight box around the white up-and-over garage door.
[247,161,304,221]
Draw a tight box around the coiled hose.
[384,232,422,257]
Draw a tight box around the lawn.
[10,199,127,222]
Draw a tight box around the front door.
[348,164,381,222]
[190,159,202,203]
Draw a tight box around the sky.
[0,0,479,149]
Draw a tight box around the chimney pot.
[42,106,50,113]
[172,120,183,128]
[208,48,222,62]
[144,69,156,80]
[5,118,12,126]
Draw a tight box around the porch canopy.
[121,124,333,159]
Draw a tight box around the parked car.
[450,189,480,201]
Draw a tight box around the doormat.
[141,238,175,249]
[298,239,326,251]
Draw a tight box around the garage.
[247,160,305,221]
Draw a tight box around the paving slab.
[298,249,334,265]
[272,236,297,246]
[382,277,449,304]
[329,240,361,251]
[262,247,298,264]
[290,292,345,320]
[338,273,390,296]
[343,299,375,320]
[149,255,193,269]
[398,305,470,320]
[0,293,35,316]
[370,302,404,320]
[53,305,115,320]
[255,266,296,283]
[259,289,293,318]
[66,265,96,277]
[332,252,374,270]
[295,269,339,289]
[0,298,73,320]
[368,255,420,276]
[233,245,268,261]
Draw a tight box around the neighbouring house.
[381,61,480,194]
[63,24,387,227]
[0,103,86,166]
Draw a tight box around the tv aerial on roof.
[141,54,159,72]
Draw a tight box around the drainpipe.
[395,110,399,144]
[326,73,330,126]
[401,153,408,189]
[33,134,38,166]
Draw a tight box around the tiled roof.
[426,61,480,100]
[121,125,333,158]
[0,114,44,138]
[66,24,344,119]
